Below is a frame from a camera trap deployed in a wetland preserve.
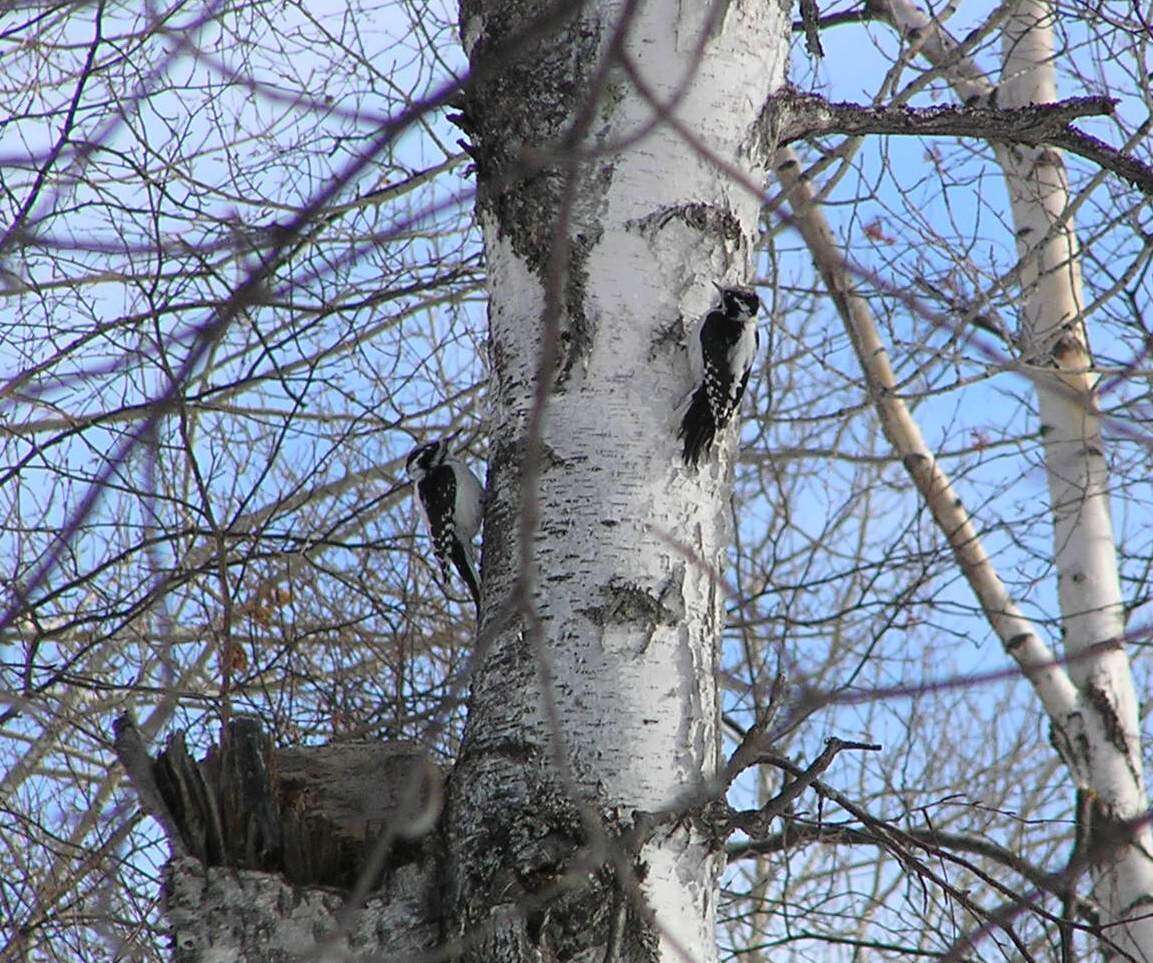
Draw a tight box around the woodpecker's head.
[719,286,760,322]
[406,440,445,482]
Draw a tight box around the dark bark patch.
[648,317,688,365]
[584,578,681,629]
[1120,892,1153,916]
[1047,721,1080,777]
[1051,329,1087,364]
[1085,681,1130,755]
[628,202,744,245]
[556,225,602,387]
[463,2,602,273]
[450,748,662,961]
[902,452,929,476]
[1082,789,1140,861]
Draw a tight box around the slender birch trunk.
[1000,6,1153,954]
[874,0,1153,955]
[449,1,787,959]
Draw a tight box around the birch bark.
[449,0,788,959]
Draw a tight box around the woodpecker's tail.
[450,538,482,619]
[678,387,717,468]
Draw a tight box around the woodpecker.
[405,440,483,615]
[678,286,761,468]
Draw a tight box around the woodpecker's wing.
[728,322,756,401]
[729,323,759,408]
[417,466,458,577]
[698,307,736,372]
[702,311,745,421]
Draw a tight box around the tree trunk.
[876,0,1153,955]
[448,1,787,959]
[116,718,444,960]
[1000,5,1153,955]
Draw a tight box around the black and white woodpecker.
[405,439,483,616]
[678,285,762,468]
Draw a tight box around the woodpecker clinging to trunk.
[678,286,761,468]
[406,439,483,616]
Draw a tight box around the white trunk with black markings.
[874,1,1153,954]
[999,3,1153,955]
[451,0,788,959]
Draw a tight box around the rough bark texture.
[449,0,788,960]
[165,857,437,963]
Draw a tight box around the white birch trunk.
[878,1,1153,955]
[999,5,1153,953]
[450,0,788,959]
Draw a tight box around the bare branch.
[726,739,882,838]
[771,91,1153,194]
[773,145,1082,732]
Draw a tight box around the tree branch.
[726,738,881,838]
[731,762,1063,958]
[771,92,1153,195]
[772,145,1083,734]
[728,821,1100,924]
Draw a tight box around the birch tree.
[441,0,791,958]
[2,0,1152,961]
[770,1,1153,956]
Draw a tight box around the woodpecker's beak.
[711,281,724,294]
